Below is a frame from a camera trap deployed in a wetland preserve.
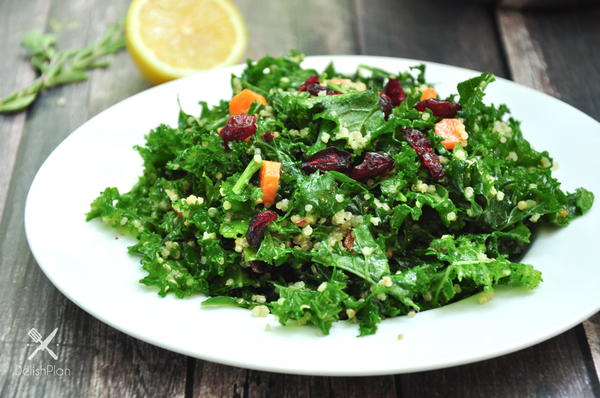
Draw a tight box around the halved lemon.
[126,0,248,85]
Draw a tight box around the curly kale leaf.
[270,271,349,335]
[312,224,389,284]
[426,234,541,304]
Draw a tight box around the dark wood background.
[1,0,599,396]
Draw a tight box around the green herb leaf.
[0,20,125,114]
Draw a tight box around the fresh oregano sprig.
[0,21,125,113]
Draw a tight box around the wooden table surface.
[1,0,599,396]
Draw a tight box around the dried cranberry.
[262,130,275,142]
[299,75,320,91]
[383,78,406,106]
[307,83,341,96]
[414,99,461,118]
[343,231,355,250]
[299,75,341,96]
[404,128,430,149]
[301,147,352,174]
[306,84,341,97]
[246,210,278,248]
[421,151,445,180]
[379,79,406,119]
[220,114,257,148]
[379,93,394,119]
[403,128,445,179]
[349,152,395,180]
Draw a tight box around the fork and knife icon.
[27,328,58,360]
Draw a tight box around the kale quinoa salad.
[87,52,594,336]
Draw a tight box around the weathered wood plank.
[0,1,185,397]
[193,362,332,398]
[192,362,247,398]
[244,370,329,398]
[0,0,52,222]
[354,0,508,77]
[498,7,600,390]
[583,314,600,382]
[193,362,398,398]
[398,328,595,397]
[85,1,150,116]
[233,0,358,60]
[497,10,558,95]
[330,376,397,398]
[498,7,600,118]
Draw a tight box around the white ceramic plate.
[25,56,600,376]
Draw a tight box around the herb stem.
[326,82,347,94]
[232,154,263,194]
[0,20,125,114]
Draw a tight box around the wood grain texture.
[583,314,600,382]
[330,376,397,398]
[354,0,508,77]
[498,6,600,391]
[499,6,600,119]
[497,10,558,95]
[192,362,246,398]
[244,371,330,398]
[398,329,595,397]
[234,0,358,59]
[0,0,52,222]
[192,362,398,398]
[0,1,184,397]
